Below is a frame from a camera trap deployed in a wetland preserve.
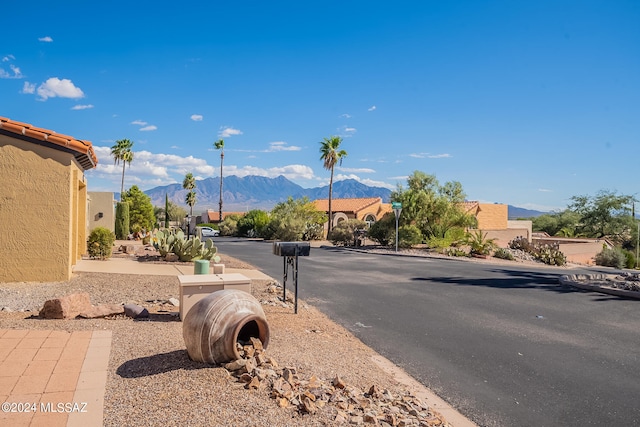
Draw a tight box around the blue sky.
[1,1,638,211]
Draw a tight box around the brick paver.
[0,330,111,427]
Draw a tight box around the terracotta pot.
[182,289,270,364]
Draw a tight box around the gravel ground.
[0,254,452,427]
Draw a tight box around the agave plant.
[464,229,497,256]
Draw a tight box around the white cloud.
[2,55,15,62]
[219,126,243,138]
[337,167,375,173]
[368,105,376,111]
[409,152,451,159]
[388,175,409,181]
[0,64,23,79]
[139,125,158,131]
[190,114,203,121]
[38,36,53,42]
[267,141,301,152]
[538,188,553,193]
[71,104,94,110]
[36,77,84,100]
[22,81,35,94]
[340,113,352,118]
[131,120,148,126]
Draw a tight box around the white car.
[199,227,220,238]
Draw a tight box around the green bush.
[87,227,116,259]
[622,249,636,269]
[508,237,567,266]
[426,227,467,250]
[464,230,497,255]
[328,219,367,246]
[367,214,395,246]
[115,202,130,240]
[444,247,468,257]
[508,236,534,252]
[398,225,423,248]
[595,248,626,269]
[493,247,515,260]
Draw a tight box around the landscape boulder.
[124,303,150,319]
[78,304,125,319]
[39,293,93,319]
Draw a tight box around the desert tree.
[319,136,347,235]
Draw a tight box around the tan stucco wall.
[477,204,508,230]
[484,229,530,248]
[0,137,87,282]
[88,192,115,233]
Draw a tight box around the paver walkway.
[0,329,111,427]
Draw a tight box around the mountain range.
[142,175,547,217]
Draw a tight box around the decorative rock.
[246,376,260,389]
[333,376,346,389]
[165,253,179,262]
[39,293,92,319]
[168,298,180,307]
[224,359,247,372]
[124,303,149,319]
[78,304,124,319]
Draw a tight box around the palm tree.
[214,139,225,223]
[183,173,196,236]
[110,139,134,200]
[319,136,347,235]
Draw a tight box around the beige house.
[312,197,392,235]
[0,116,97,282]
[462,202,531,247]
[88,192,116,233]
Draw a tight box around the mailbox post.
[272,242,310,314]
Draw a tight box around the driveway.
[214,238,640,427]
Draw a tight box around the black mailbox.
[272,242,310,257]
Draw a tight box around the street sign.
[391,202,402,252]
[391,202,402,209]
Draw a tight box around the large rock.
[39,293,93,319]
[78,304,125,319]
[124,303,149,319]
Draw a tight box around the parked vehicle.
[198,226,220,238]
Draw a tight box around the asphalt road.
[215,238,640,427]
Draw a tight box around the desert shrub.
[464,230,497,255]
[595,248,626,269]
[237,210,270,237]
[493,247,515,260]
[87,227,116,259]
[508,237,567,266]
[219,214,243,236]
[398,224,423,248]
[427,227,467,250]
[509,236,534,252]
[367,214,395,246]
[621,249,636,269]
[328,219,367,246]
[444,247,468,257]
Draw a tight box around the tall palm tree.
[214,139,225,223]
[110,139,134,200]
[319,136,347,235]
[183,173,196,236]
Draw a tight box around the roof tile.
[0,116,97,169]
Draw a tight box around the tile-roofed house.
[0,116,98,282]
[312,197,392,233]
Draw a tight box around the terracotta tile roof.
[206,210,246,222]
[0,116,97,170]
[312,197,383,214]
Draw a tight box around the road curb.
[558,274,640,300]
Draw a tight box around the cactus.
[153,229,220,262]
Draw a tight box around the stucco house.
[312,197,392,234]
[0,116,97,282]
[462,201,532,247]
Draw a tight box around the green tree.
[569,190,637,244]
[264,197,327,241]
[367,213,395,246]
[214,139,225,225]
[391,171,476,243]
[532,210,581,237]
[122,185,156,233]
[219,213,243,236]
[319,136,347,235]
[114,202,130,240]
[237,209,270,237]
[154,200,187,229]
[110,139,134,201]
[183,173,197,218]
[328,219,367,246]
